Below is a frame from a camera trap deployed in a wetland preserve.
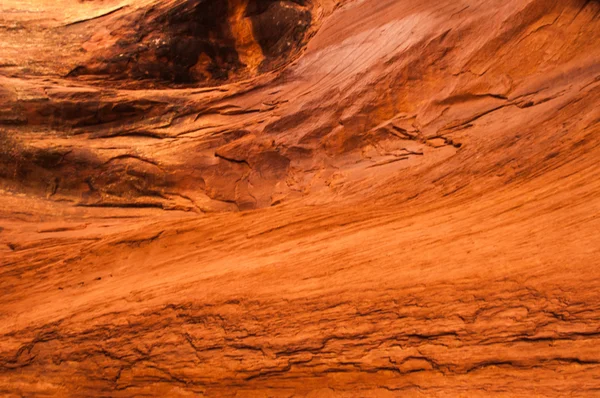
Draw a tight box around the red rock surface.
[1,0,600,396]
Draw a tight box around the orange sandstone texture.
[1,0,600,396]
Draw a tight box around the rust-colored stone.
[1,0,599,396]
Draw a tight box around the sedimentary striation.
[1,0,599,396]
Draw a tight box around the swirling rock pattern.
[1,0,599,396]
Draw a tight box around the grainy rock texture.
[1,0,599,396]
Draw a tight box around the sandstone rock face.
[1,0,599,396]
[67,0,313,85]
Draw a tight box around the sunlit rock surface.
[1,0,599,396]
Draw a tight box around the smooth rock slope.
[1,0,599,396]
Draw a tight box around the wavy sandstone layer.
[1,0,599,396]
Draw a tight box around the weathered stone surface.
[1,0,599,396]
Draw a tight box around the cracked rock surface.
[1,0,600,396]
